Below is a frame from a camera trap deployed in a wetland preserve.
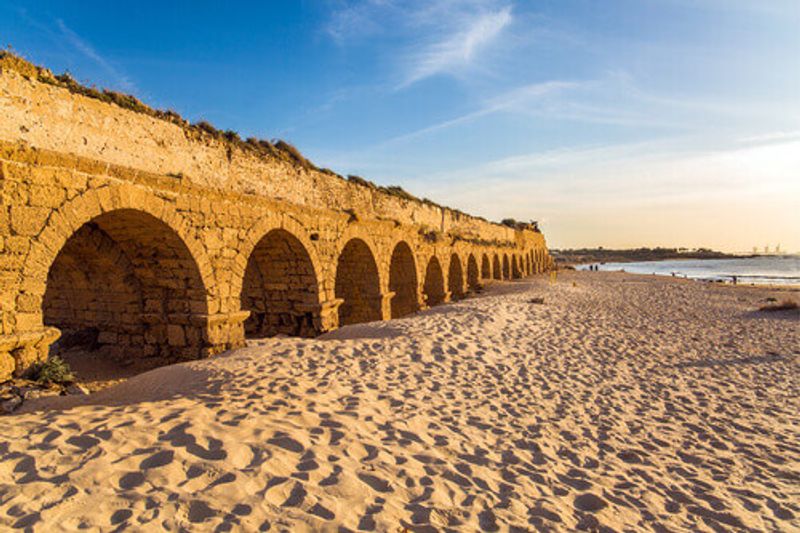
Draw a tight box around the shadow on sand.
[740,308,800,321]
[673,353,794,369]
[17,362,230,416]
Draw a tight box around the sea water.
[578,255,800,286]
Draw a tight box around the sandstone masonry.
[0,63,553,381]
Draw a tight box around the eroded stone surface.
[0,65,553,380]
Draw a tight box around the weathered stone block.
[12,343,44,376]
[97,331,118,344]
[29,184,66,208]
[10,205,50,236]
[15,293,40,313]
[167,325,186,346]
[0,350,15,381]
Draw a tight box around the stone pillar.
[198,311,251,356]
[420,291,451,310]
[381,291,396,321]
[0,327,60,381]
[319,298,344,332]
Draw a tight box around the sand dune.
[1,271,798,531]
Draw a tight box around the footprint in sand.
[188,500,217,523]
[282,482,307,507]
[268,433,305,453]
[139,450,174,470]
[65,435,100,450]
[574,493,608,512]
[308,502,335,520]
[357,473,393,493]
[118,471,145,490]
[110,509,132,525]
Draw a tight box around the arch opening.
[512,255,521,279]
[423,257,446,307]
[492,255,502,280]
[467,254,480,291]
[481,254,491,280]
[335,239,382,326]
[241,229,320,338]
[503,254,510,279]
[43,209,209,380]
[389,241,419,318]
[448,254,465,300]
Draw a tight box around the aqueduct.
[0,56,552,380]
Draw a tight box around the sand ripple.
[1,271,798,531]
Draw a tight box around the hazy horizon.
[2,0,798,252]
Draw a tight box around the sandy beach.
[1,271,798,531]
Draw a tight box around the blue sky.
[2,0,799,251]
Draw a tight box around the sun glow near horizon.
[420,135,800,253]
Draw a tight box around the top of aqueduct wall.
[0,52,546,249]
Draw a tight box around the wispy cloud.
[398,5,512,88]
[319,1,800,251]
[378,80,579,145]
[325,0,515,88]
[326,0,392,43]
[56,19,136,93]
[738,130,800,145]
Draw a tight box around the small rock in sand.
[1,395,22,414]
[64,383,90,396]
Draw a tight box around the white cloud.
[326,0,393,43]
[325,1,515,88]
[398,5,512,88]
[738,130,800,145]
[378,80,579,145]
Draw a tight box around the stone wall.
[0,63,554,381]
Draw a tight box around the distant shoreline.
[553,248,758,266]
[563,254,800,288]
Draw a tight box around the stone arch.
[42,208,210,367]
[335,238,382,326]
[389,241,419,318]
[240,228,320,338]
[492,254,502,280]
[503,254,510,279]
[467,254,480,291]
[423,256,446,307]
[333,225,386,287]
[448,254,465,300]
[481,254,491,280]
[234,217,324,310]
[22,185,214,310]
